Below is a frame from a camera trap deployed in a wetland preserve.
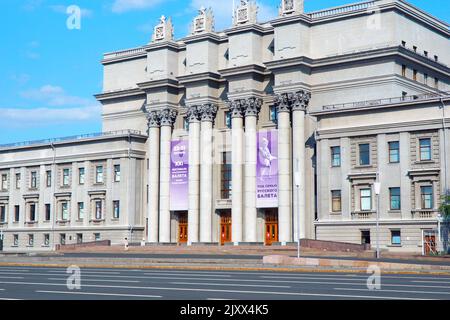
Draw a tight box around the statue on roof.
[191,6,215,34]
[152,15,174,42]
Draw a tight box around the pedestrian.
[124,237,129,251]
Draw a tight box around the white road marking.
[47,278,141,283]
[0,281,427,300]
[143,272,231,278]
[170,282,291,288]
[334,287,450,296]
[36,290,162,299]
[0,276,24,279]
[412,280,450,284]
[207,298,234,301]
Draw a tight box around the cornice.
[137,78,181,91]
[95,88,145,102]
[144,40,185,52]
[182,32,225,45]
[224,23,273,36]
[177,72,223,85]
[219,64,269,78]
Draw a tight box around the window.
[78,202,84,220]
[46,171,52,188]
[29,204,36,222]
[0,205,5,223]
[419,138,432,161]
[331,190,342,212]
[15,173,21,189]
[94,233,101,241]
[225,111,232,129]
[30,171,37,189]
[13,234,19,246]
[391,230,401,245]
[413,69,417,81]
[61,202,69,221]
[45,204,51,221]
[389,188,401,210]
[424,73,428,85]
[114,165,121,182]
[269,106,278,123]
[421,186,433,209]
[76,233,83,244]
[360,188,372,211]
[96,166,104,184]
[62,168,70,186]
[95,200,102,220]
[331,146,341,167]
[401,64,406,77]
[220,152,232,199]
[388,141,400,163]
[79,168,85,185]
[434,77,439,89]
[14,205,20,222]
[1,174,7,191]
[359,144,370,166]
[44,234,50,246]
[60,234,66,245]
[361,230,371,245]
[28,234,34,247]
[113,201,120,219]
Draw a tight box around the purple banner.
[170,140,189,211]
[256,130,279,208]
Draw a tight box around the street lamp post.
[374,173,381,259]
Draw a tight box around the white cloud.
[20,85,92,107]
[111,0,164,13]
[49,5,93,18]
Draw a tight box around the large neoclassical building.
[0,0,449,253]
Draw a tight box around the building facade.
[0,0,449,253]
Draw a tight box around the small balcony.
[351,211,375,220]
[411,210,439,219]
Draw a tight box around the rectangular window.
[113,200,120,219]
[413,69,417,81]
[359,144,370,166]
[0,205,5,223]
[421,186,433,209]
[269,106,278,123]
[79,168,85,185]
[28,234,34,247]
[401,64,406,77]
[96,166,104,184]
[30,171,37,189]
[220,152,232,199]
[14,205,20,222]
[1,174,7,191]
[331,146,341,167]
[29,204,36,222]
[76,233,83,244]
[391,230,401,245]
[45,204,51,221]
[225,111,232,129]
[424,73,428,85]
[331,190,342,212]
[434,78,439,89]
[360,188,372,211]
[44,234,50,246]
[389,188,401,210]
[16,173,21,189]
[388,141,400,163]
[13,234,19,246]
[62,168,70,186]
[60,234,66,245]
[361,230,371,245]
[94,233,101,241]
[95,200,102,220]
[61,202,69,221]
[46,170,52,188]
[78,202,84,220]
[419,138,432,161]
[114,165,121,182]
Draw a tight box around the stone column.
[243,97,262,243]
[228,100,244,244]
[291,91,310,240]
[187,105,201,245]
[158,108,177,243]
[275,94,293,243]
[146,111,160,243]
[199,104,218,243]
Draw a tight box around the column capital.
[146,110,161,128]
[159,108,178,127]
[243,97,263,117]
[186,105,201,123]
[274,90,311,113]
[198,103,218,123]
[292,90,311,112]
[226,99,244,119]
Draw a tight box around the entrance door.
[178,212,188,244]
[265,209,278,246]
[424,231,437,255]
[220,211,232,245]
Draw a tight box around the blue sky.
[0,0,448,144]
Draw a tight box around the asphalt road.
[0,266,448,300]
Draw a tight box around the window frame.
[62,168,70,187]
[391,230,401,245]
[113,200,120,219]
[420,186,434,209]
[220,152,232,199]
[389,187,401,210]
[45,204,51,221]
[388,141,400,163]
[30,171,37,189]
[331,190,342,213]
[360,188,372,211]
[95,165,104,184]
[419,138,432,161]
[331,146,341,167]
[78,167,85,185]
[61,202,69,221]
[114,165,121,183]
[358,143,371,166]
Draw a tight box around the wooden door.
[220,211,232,245]
[265,210,278,245]
[424,235,436,255]
[178,212,188,243]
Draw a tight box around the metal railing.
[322,92,450,111]
[0,130,142,150]
[308,1,377,19]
